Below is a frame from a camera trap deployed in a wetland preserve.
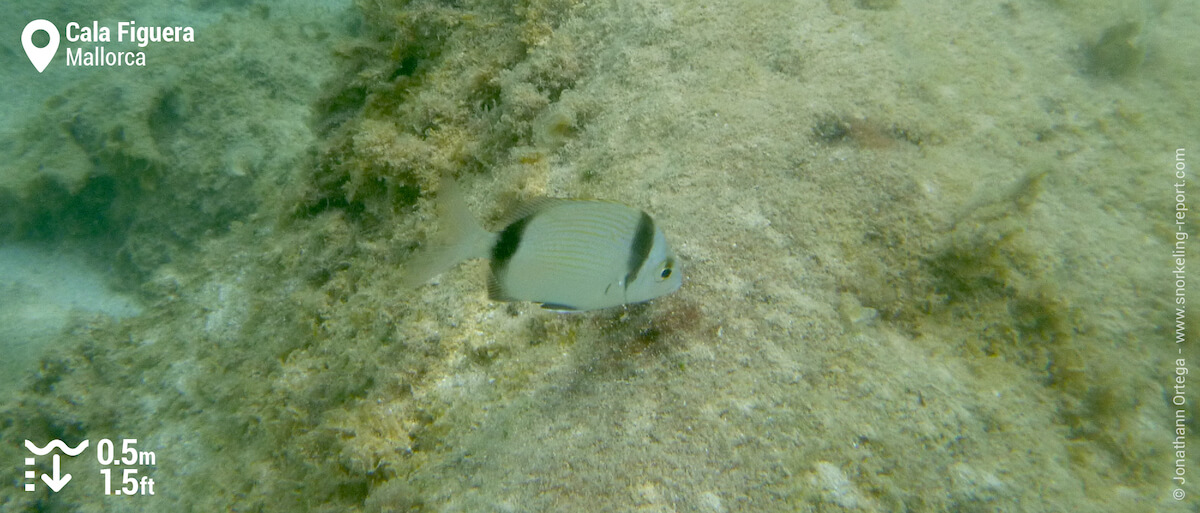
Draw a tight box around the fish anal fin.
[487,273,514,302]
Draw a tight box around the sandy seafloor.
[1,0,1198,511]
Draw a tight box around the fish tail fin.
[401,174,496,289]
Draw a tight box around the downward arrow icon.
[41,454,72,492]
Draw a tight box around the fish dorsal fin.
[495,197,630,227]
[494,197,569,228]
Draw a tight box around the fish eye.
[660,268,672,279]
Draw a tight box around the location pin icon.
[22,20,60,73]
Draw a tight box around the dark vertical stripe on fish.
[624,211,654,289]
[492,216,531,274]
[488,215,533,301]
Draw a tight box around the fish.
[402,175,682,311]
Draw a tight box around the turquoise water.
[1,0,1197,511]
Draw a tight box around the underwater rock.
[0,244,142,394]
[1085,21,1145,78]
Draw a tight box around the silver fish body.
[403,177,681,311]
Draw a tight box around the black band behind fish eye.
[624,212,655,290]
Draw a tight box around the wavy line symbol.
[25,439,90,456]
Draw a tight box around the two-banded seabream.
[402,176,682,311]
